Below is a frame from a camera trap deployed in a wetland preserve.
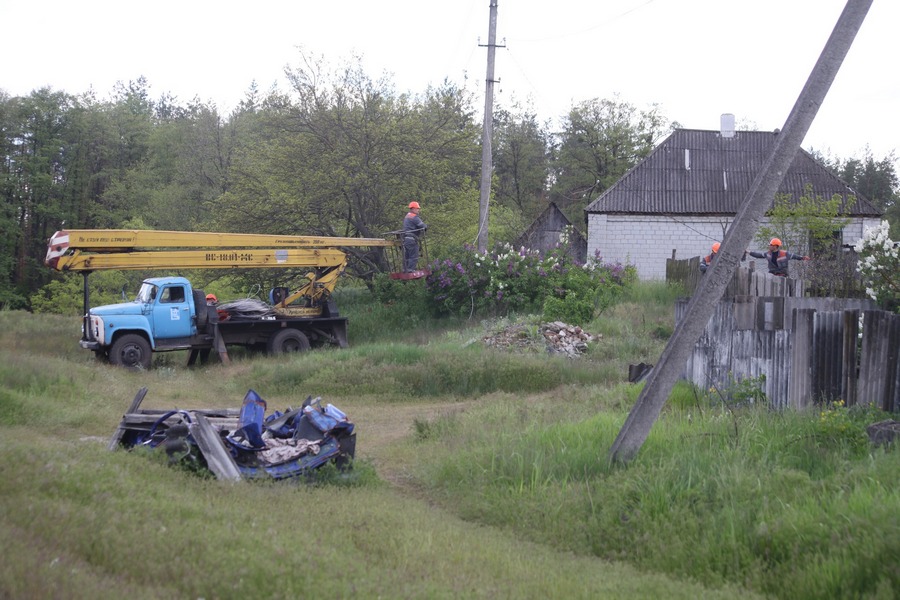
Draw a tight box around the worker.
[402,201,427,272]
[206,293,218,305]
[745,238,809,277]
[699,242,721,274]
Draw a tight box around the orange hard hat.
[408,201,420,209]
[712,242,721,253]
[769,238,782,247]
[206,293,217,302]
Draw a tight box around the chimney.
[720,113,735,138]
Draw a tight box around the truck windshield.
[136,282,157,303]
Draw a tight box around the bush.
[424,240,635,320]
[542,295,593,325]
[30,271,137,315]
[854,220,900,311]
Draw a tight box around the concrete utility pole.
[477,0,500,253]
[608,0,873,464]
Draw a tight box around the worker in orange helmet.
[699,242,721,274]
[745,238,809,277]
[205,293,218,305]
[402,201,427,272]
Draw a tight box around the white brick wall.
[587,214,875,280]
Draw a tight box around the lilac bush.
[854,220,900,311]
[425,237,635,319]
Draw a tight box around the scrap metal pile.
[109,388,356,481]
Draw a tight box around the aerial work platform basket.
[384,230,430,280]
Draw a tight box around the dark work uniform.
[403,212,427,272]
[747,249,805,276]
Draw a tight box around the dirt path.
[349,400,471,493]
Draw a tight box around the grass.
[0,281,896,598]
[410,397,899,599]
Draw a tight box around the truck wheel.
[109,334,152,370]
[193,289,209,331]
[268,329,310,355]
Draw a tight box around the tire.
[267,329,311,355]
[109,334,152,370]
[193,289,209,331]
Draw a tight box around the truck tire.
[109,334,152,370]
[193,289,209,331]
[267,329,310,355]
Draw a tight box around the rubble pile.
[482,321,599,358]
[542,321,598,357]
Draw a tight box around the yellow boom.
[44,229,402,314]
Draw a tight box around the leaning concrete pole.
[608,0,873,464]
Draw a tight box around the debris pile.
[110,387,355,482]
[542,321,598,357]
[482,321,599,358]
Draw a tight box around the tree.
[812,147,899,237]
[551,95,670,222]
[0,88,76,307]
[492,104,550,220]
[755,184,855,295]
[215,52,481,281]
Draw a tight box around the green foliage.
[758,183,853,252]
[424,241,634,323]
[542,294,593,325]
[812,399,876,455]
[493,103,550,219]
[814,147,900,237]
[214,52,481,285]
[708,373,769,408]
[417,399,899,600]
[6,284,895,599]
[551,95,671,219]
[355,276,434,341]
[756,183,854,290]
[30,271,142,316]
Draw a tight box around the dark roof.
[585,129,881,216]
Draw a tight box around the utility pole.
[607,0,873,464]
[477,0,500,253]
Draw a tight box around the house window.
[810,230,842,258]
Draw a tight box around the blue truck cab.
[82,276,205,369]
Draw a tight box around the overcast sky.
[3,0,897,166]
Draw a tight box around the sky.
[3,0,898,166]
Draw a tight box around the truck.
[44,229,404,369]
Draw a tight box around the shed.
[514,202,587,262]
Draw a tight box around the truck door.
[151,284,194,340]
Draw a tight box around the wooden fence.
[666,259,805,298]
[666,251,866,299]
[676,296,900,412]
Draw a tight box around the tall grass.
[411,396,900,599]
[2,281,894,598]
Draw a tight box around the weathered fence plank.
[813,311,844,403]
[788,308,815,410]
[842,310,860,406]
[677,296,895,412]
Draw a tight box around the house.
[584,128,882,280]
[515,201,587,262]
